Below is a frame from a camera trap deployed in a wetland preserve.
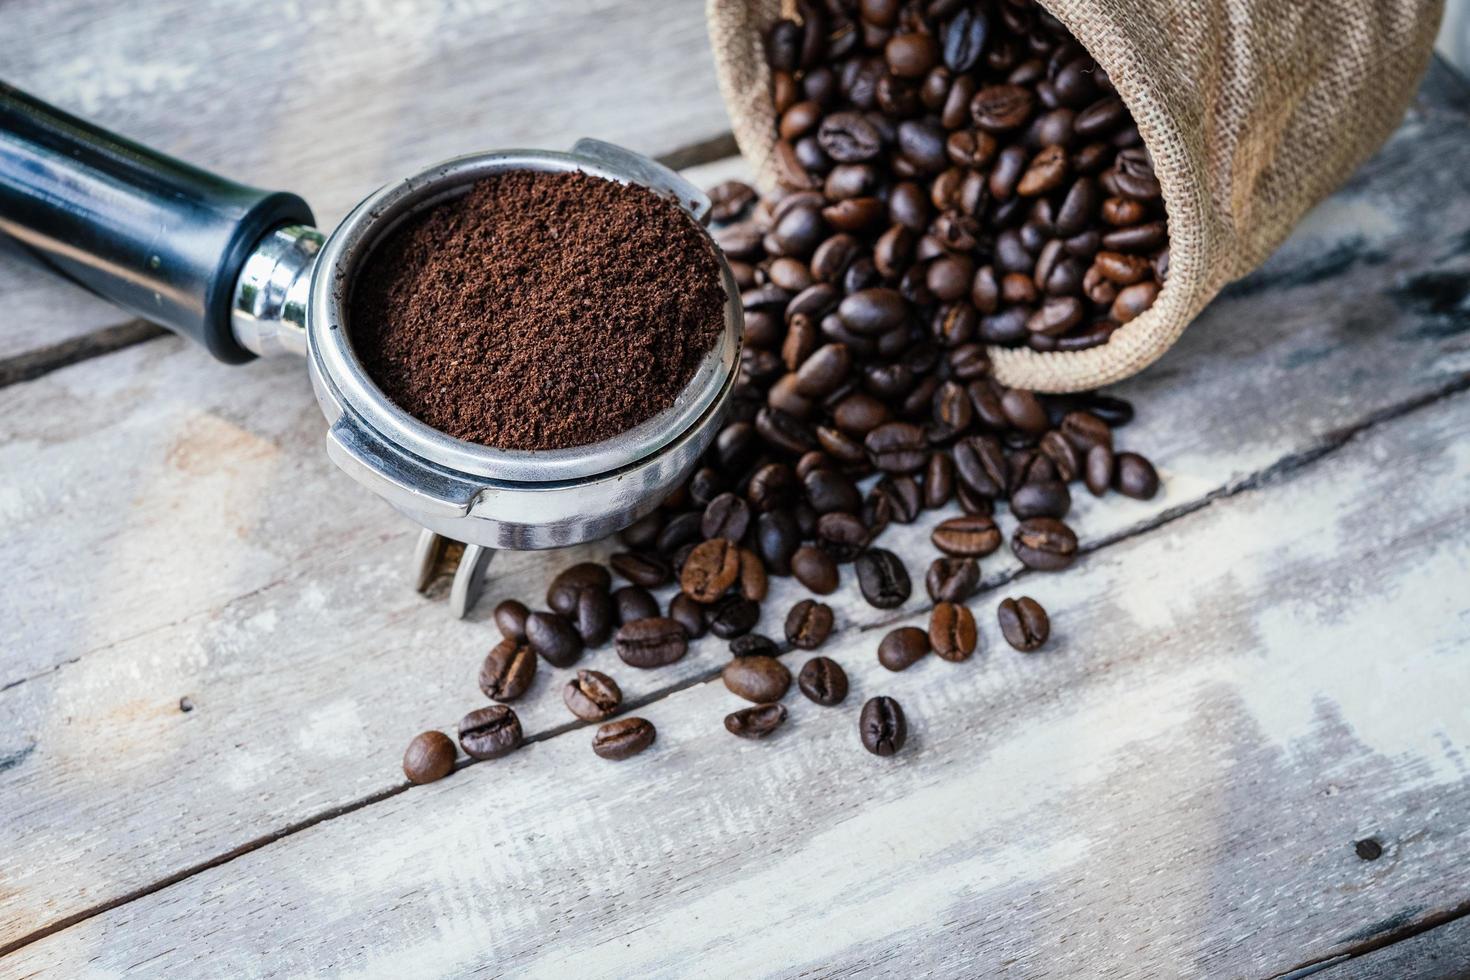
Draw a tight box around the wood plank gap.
[0,320,166,390]
[6,370,1467,963]
[0,133,738,390]
[1271,897,1470,979]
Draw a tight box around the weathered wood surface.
[0,0,729,365]
[7,365,1470,978]
[4,95,1470,962]
[1321,915,1470,978]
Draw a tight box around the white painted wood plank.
[7,381,1469,978]
[1320,916,1470,978]
[3,105,1470,947]
[0,0,730,362]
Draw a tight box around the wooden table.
[3,3,1469,976]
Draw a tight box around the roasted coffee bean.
[1000,388,1049,434]
[1012,517,1079,571]
[616,617,689,668]
[726,702,789,739]
[479,637,537,702]
[458,705,523,760]
[926,556,981,602]
[681,538,742,602]
[546,563,610,617]
[1078,392,1135,427]
[866,422,929,472]
[796,656,848,706]
[669,591,708,639]
[403,730,456,784]
[739,548,769,601]
[923,452,956,509]
[1010,479,1071,519]
[731,633,780,658]
[573,588,614,647]
[709,594,761,638]
[875,474,923,524]
[792,544,840,594]
[563,669,622,722]
[804,467,862,514]
[972,83,1035,131]
[526,611,584,668]
[613,586,660,626]
[593,717,656,760]
[1084,443,1115,496]
[493,599,530,641]
[689,467,728,507]
[671,541,698,577]
[855,548,912,609]
[1039,429,1080,481]
[878,626,930,671]
[1061,410,1112,453]
[723,654,792,703]
[931,514,1003,556]
[860,696,907,756]
[786,598,835,649]
[998,596,1050,651]
[610,551,673,588]
[708,180,757,222]
[817,511,870,561]
[819,111,883,162]
[756,509,801,574]
[953,434,1009,496]
[929,602,978,661]
[756,406,818,454]
[1114,451,1160,499]
[748,462,799,512]
[702,491,752,541]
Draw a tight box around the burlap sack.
[708,0,1443,391]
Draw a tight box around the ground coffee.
[352,170,726,450]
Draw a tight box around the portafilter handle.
[0,81,315,363]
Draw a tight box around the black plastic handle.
[0,82,314,363]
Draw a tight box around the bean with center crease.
[593,717,656,760]
[725,703,789,739]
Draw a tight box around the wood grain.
[6,377,1469,978]
[1317,914,1470,978]
[0,0,730,365]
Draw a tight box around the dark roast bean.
[526,611,584,668]
[1039,430,1080,481]
[878,626,930,671]
[855,548,912,609]
[726,703,789,739]
[709,594,762,638]
[563,669,623,721]
[1011,517,1079,571]
[929,602,978,661]
[593,717,655,760]
[972,83,1035,131]
[926,556,981,602]
[708,180,757,222]
[866,422,928,472]
[786,598,835,649]
[546,563,610,617]
[817,511,870,561]
[739,548,769,601]
[457,705,523,760]
[681,538,742,602]
[953,434,1009,496]
[838,288,908,335]
[731,633,780,658]
[798,656,849,705]
[493,599,530,641]
[669,592,708,639]
[998,596,1050,651]
[792,544,840,594]
[723,655,792,703]
[1114,452,1160,499]
[860,696,907,756]
[479,637,537,702]
[756,509,801,574]
[943,6,990,72]
[403,730,456,784]
[610,551,672,588]
[702,492,752,541]
[748,462,799,512]
[931,514,1002,557]
[1085,443,1115,496]
[756,406,819,454]
[818,111,883,162]
[573,588,614,647]
[613,586,660,626]
[875,474,923,523]
[1010,480,1071,519]
[804,467,862,514]
[616,617,689,668]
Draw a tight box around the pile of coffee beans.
[749,0,1167,353]
[400,0,1171,784]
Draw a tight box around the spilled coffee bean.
[593,717,656,760]
[860,697,907,757]
[725,703,788,739]
[797,656,848,706]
